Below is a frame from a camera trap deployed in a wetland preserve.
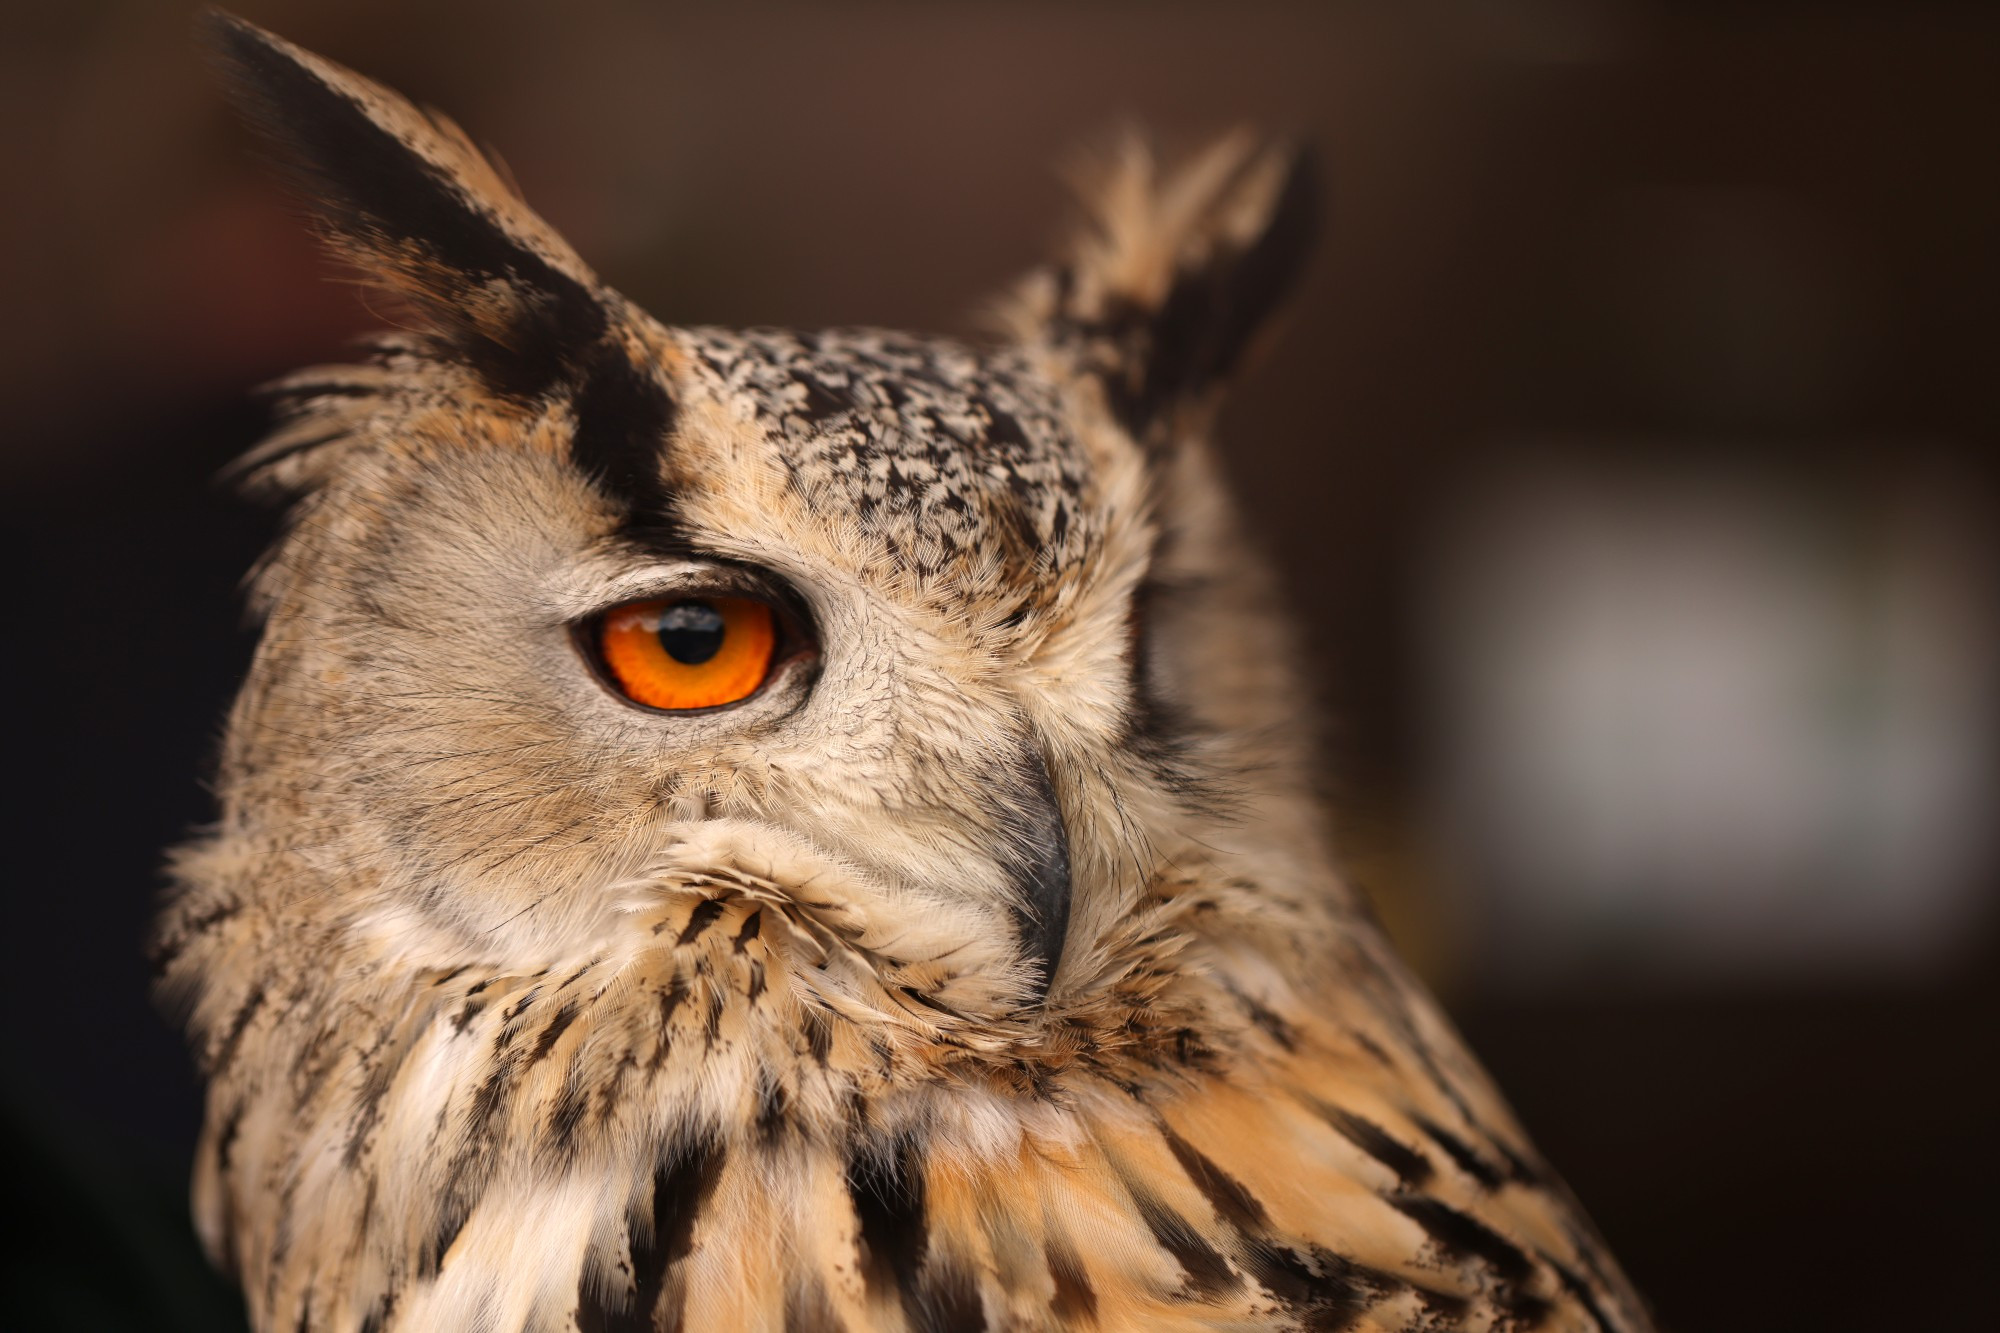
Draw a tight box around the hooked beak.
[995,747,1072,1002]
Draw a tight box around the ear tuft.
[1003,131,1319,442]
[198,9,614,399]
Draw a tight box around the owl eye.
[592,596,778,710]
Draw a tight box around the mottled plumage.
[158,14,1654,1332]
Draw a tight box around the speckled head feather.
[159,12,1654,1332]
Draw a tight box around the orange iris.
[597,596,777,710]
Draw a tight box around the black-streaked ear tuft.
[198,9,614,400]
[1001,132,1319,443]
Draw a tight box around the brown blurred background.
[3,2,1996,1329]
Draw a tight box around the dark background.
[3,2,1996,1329]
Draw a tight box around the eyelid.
[567,564,790,623]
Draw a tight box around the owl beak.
[997,748,1072,1003]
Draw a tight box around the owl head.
[195,14,1319,1030]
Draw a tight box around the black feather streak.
[1412,1115,1505,1190]
[420,1197,470,1279]
[1388,1194,1533,1282]
[912,1261,986,1333]
[1044,1235,1099,1325]
[202,13,608,399]
[1073,146,1317,439]
[569,344,681,531]
[1126,1183,1239,1298]
[675,898,727,947]
[525,1000,580,1066]
[846,1133,929,1306]
[1551,1258,1618,1333]
[1235,1241,1379,1332]
[755,1069,790,1141]
[1160,1124,1270,1231]
[1312,1101,1434,1186]
[580,1134,728,1333]
[148,898,242,976]
[208,984,268,1077]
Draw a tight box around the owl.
[155,13,1654,1333]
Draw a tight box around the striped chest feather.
[167,885,1648,1332]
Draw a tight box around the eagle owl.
[157,14,1654,1333]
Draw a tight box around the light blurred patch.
[1419,450,1997,987]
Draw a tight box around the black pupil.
[656,601,726,665]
